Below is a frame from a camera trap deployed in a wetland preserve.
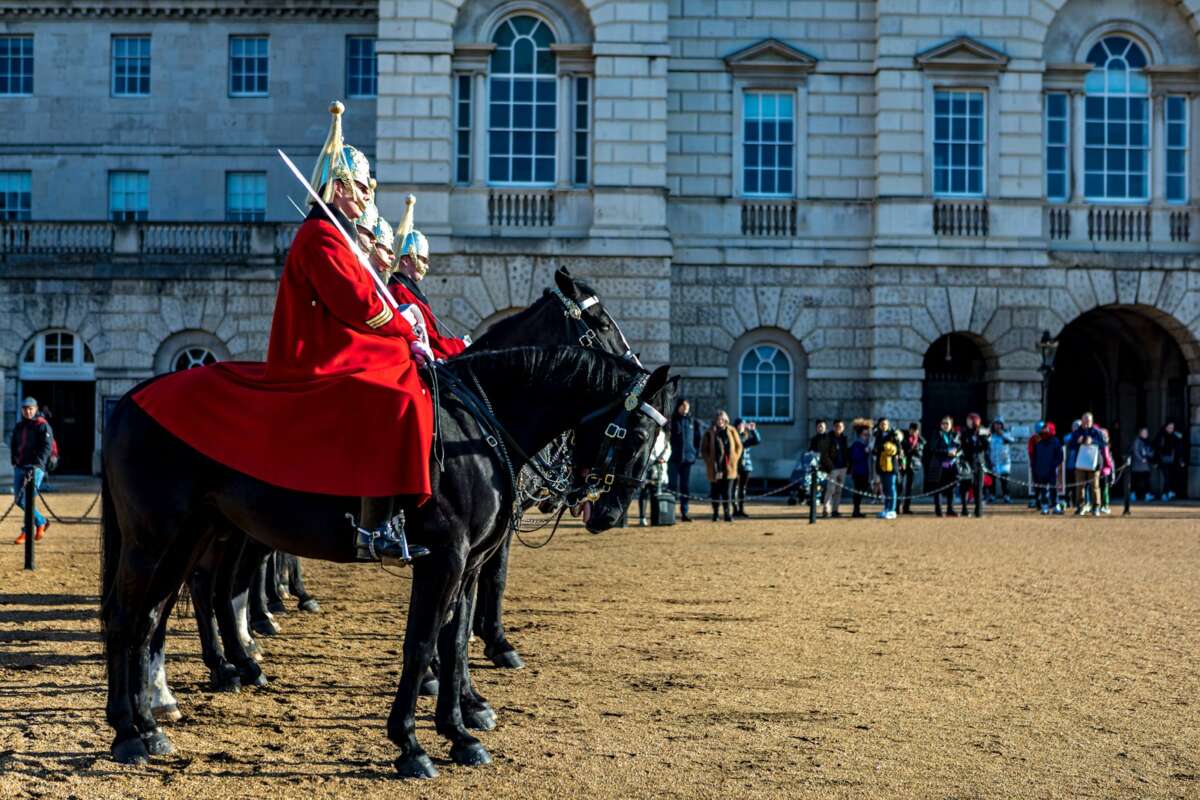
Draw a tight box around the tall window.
[1083,36,1149,201]
[109,171,148,222]
[112,36,150,97]
[226,172,266,222]
[488,15,556,185]
[229,36,269,97]
[738,345,792,422]
[1045,93,1069,201]
[0,35,33,96]
[0,171,31,220]
[455,74,472,184]
[346,36,376,98]
[743,91,795,197]
[933,89,985,196]
[574,76,590,186]
[1166,95,1188,204]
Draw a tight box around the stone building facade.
[1,0,1199,495]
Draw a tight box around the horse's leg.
[286,554,321,613]
[457,571,497,731]
[213,538,267,688]
[434,572,493,767]
[473,534,523,669]
[190,557,240,691]
[248,555,279,636]
[388,554,463,779]
[148,588,182,723]
[265,551,287,613]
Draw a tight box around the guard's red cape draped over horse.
[133,205,435,500]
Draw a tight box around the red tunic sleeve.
[387,279,467,358]
[302,222,416,341]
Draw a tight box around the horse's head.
[573,364,677,533]
[551,268,642,366]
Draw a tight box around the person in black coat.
[10,396,54,542]
[900,422,925,514]
[1154,421,1186,500]
[667,398,702,522]
[929,416,960,517]
[957,412,987,518]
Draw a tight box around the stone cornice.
[0,1,376,20]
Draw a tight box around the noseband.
[549,286,641,366]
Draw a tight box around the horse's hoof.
[267,600,286,614]
[487,648,524,670]
[141,729,175,756]
[211,666,241,692]
[298,598,321,613]
[419,677,439,697]
[463,707,497,731]
[394,752,439,779]
[238,661,268,688]
[112,735,150,765]
[251,617,280,637]
[152,703,182,724]
[449,740,492,767]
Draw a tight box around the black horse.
[101,344,673,776]
[143,268,637,713]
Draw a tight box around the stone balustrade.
[0,221,300,259]
[1044,204,1196,247]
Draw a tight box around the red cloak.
[388,275,467,359]
[133,208,435,500]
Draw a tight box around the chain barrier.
[1,478,102,528]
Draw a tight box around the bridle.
[548,286,641,367]
[574,372,669,502]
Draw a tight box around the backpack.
[47,436,60,472]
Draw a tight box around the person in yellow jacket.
[701,410,743,522]
[872,418,904,520]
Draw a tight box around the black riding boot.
[355,496,429,563]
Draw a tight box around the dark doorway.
[1048,307,1188,488]
[922,333,989,436]
[20,381,95,474]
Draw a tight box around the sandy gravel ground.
[0,489,1198,800]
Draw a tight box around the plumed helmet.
[308,101,372,205]
[374,216,394,251]
[399,229,429,260]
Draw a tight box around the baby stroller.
[786,451,827,506]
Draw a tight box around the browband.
[640,402,667,426]
[579,296,599,310]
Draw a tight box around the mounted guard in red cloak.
[133,102,434,561]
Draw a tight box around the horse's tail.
[99,456,121,632]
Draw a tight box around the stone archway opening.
[922,333,991,436]
[1048,306,1191,492]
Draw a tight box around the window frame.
[454,72,473,185]
[225,171,267,222]
[172,347,219,371]
[345,35,377,99]
[108,170,149,222]
[0,35,33,97]
[739,89,798,199]
[111,35,151,98]
[1081,35,1151,204]
[228,35,269,98]
[1165,94,1188,205]
[485,14,559,188]
[737,343,795,424]
[932,88,987,198]
[0,170,32,221]
[573,74,590,187]
[1045,91,1070,202]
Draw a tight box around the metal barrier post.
[1122,458,1132,516]
[23,471,35,571]
[808,464,818,525]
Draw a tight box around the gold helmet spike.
[308,101,372,205]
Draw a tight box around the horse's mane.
[442,345,639,399]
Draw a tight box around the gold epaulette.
[366,305,393,329]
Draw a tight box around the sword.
[286,195,306,219]
[277,148,397,310]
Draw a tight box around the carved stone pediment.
[724,38,817,80]
[915,36,1009,73]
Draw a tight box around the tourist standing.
[1032,422,1064,514]
[958,413,988,518]
[700,410,742,522]
[637,430,671,526]
[872,418,903,520]
[10,396,53,544]
[668,398,701,522]
[1154,421,1185,501]
[1063,419,1082,509]
[929,416,960,517]
[824,419,849,518]
[1130,427,1154,501]
[900,422,924,514]
[848,424,873,518]
[732,418,761,518]
[987,417,1014,503]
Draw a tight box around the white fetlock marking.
[149,649,177,708]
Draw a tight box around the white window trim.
[737,343,795,424]
[921,76,999,199]
[19,330,96,382]
[1044,91,1071,202]
[1164,93,1189,205]
[111,35,151,98]
[345,35,377,99]
[484,14,560,188]
[737,88,800,199]
[228,35,269,98]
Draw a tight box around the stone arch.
[722,326,809,480]
[1041,0,1200,64]
[454,0,594,44]
[921,331,998,435]
[153,330,232,376]
[471,306,524,339]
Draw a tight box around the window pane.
[742,91,796,197]
[0,171,32,220]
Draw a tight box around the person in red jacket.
[134,102,433,562]
[386,197,468,359]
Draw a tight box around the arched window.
[738,344,792,422]
[172,347,218,371]
[19,330,95,380]
[1083,35,1150,201]
[488,15,557,185]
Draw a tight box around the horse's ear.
[643,364,671,400]
[554,268,578,299]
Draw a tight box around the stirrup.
[347,511,430,564]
